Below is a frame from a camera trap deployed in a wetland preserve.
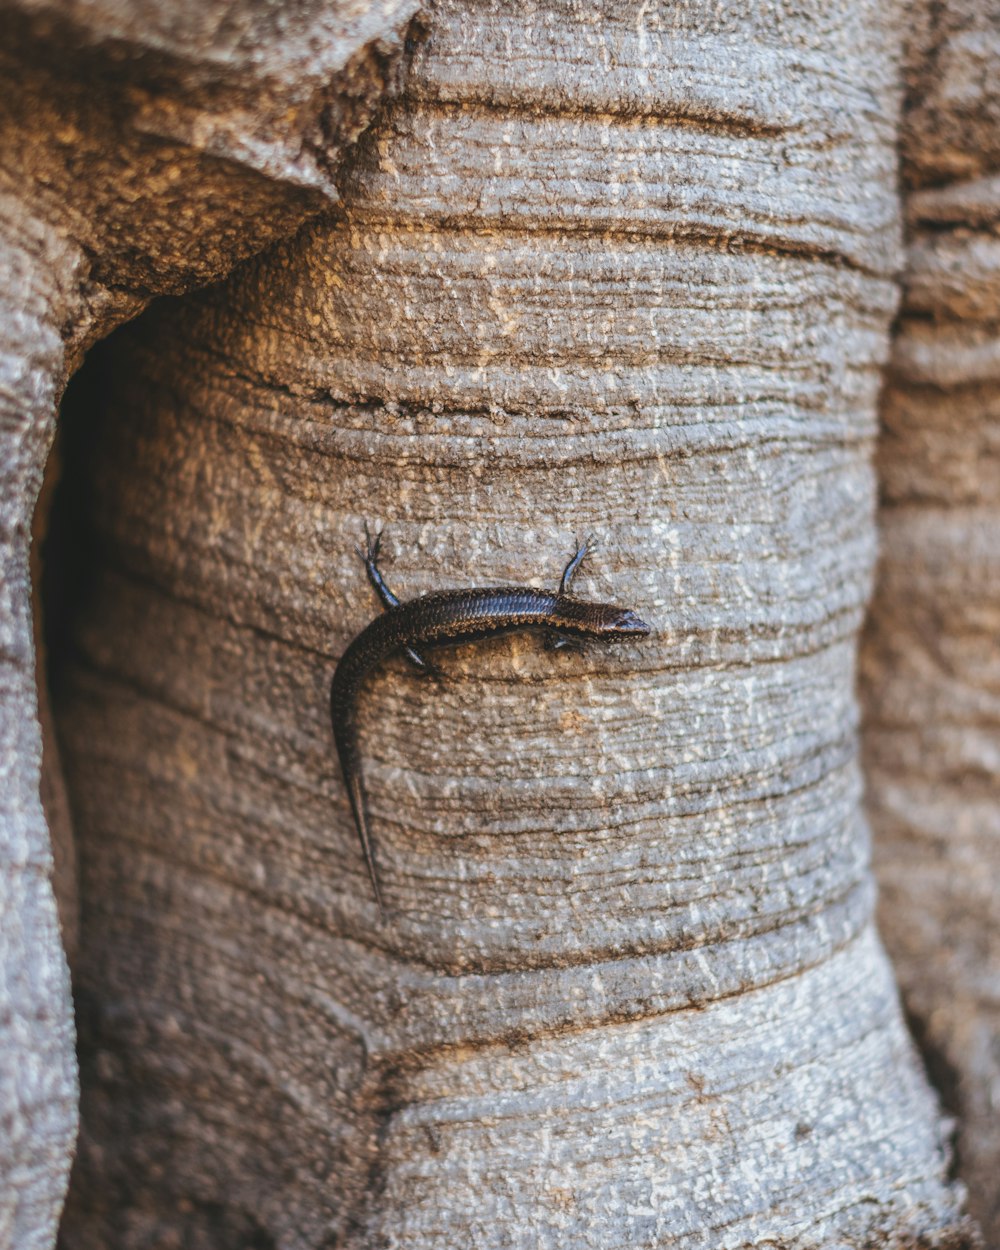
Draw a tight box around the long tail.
[344,757,386,921]
[331,669,386,921]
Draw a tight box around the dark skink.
[330,529,651,917]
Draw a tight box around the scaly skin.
[330,533,651,918]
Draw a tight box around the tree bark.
[0,191,85,1250]
[0,2,419,1244]
[861,0,1000,1241]
[46,0,977,1246]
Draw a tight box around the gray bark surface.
[861,0,1000,1241]
[0,1,419,1245]
[0,198,85,1250]
[50,0,975,1246]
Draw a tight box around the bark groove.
[0,1,420,1244]
[52,0,974,1245]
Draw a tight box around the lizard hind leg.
[356,526,437,673]
[358,522,400,610]
[403,644,441,675]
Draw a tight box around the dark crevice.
[903,1000,966,1186]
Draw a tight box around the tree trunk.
[0,2,418,1244]
[38,0,978,1246]
[861,0,1000,1241]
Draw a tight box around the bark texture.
[861,0,1000,1242]
[52,0,975,1246]
[0,1,420,1245]
[0,193,87,1250]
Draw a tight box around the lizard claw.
[359,521,382,564]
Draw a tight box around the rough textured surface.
[861,1,1000,1241]
[1,0,419,296]
[0,196,88,1250]
[0,0,420,1245]
[51,0,974,1245]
